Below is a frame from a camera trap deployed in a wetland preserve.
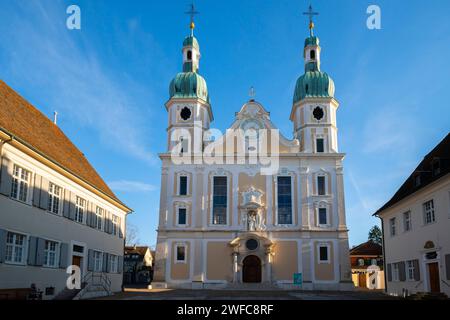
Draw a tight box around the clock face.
[180,106,192,121]
[313,106,324,121]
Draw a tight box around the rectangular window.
[179,176,188,196]
[390,218,396,236]
[212,177,227,225]
[318,207,328,225]
[423,200,435,224]
[95,207,104,230]
[392,263,400,282]
[178,208,187,225]
[93,251,103,272]
[109,254,118,273]
[75,196,86,223]
[176,245,186,262]
[403,211,411,232]
[319,246,329,262]
[406,260,415,281]
[11,165,30,202]
[44,240,59,268]
[5,232,26,264]
[317,176,326,196]
[48,183,61,214]
[316,138,324,153]
[277,176,292,225]
[111,215,118,235]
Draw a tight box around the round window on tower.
[180,107,192,121]
[313,106,324,121]
[246,239,259,251]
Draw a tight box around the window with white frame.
[175,245,186,263]
[93,251,103,272]
[43,240,59,268]
[179,176,188,196]
[109,254,118,273]
[178,207,187,225]
[392,263,400,281]
[5,232,27,264]
[406,260,415,281]
[75,196,86,223]
[111,215,118,235]
[95,207,104,230]
[212,176,227,225]
[11,165,30,202]
[423,200,435,225]
[277,176,292,225]
[317,175,326,196]
[390,217,396,236]
[318,245,330,263]
[48,183,61,214]
[403,211,411,232]
[318,207,328,225]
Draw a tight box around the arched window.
[187,50,192,61]
[310,50,316,60]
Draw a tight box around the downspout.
[378,215,388,294]
[0,135,14,184]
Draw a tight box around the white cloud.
[109,180,157,193]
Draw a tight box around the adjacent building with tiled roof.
[374,133,450,297]
[0,81,132,299]
[350,241,384,289]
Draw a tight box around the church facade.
[152,12,353,291]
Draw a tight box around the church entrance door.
[243,255,262,283]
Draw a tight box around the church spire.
[302,4,321,73]
[185,3,199,37]
[303,4,319,37]
[182,3,201,73]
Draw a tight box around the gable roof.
[125,246,151,256]
[350,241,382,256]
[0,80,130,211]
[374,133,450,216]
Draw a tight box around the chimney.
[53,111,58,125]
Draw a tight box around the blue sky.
[0,0,449,247]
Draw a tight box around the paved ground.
[98,287,396,300]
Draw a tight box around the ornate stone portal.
[240,187,266,231]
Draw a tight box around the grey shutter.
[0,229,7,263]
[32,174,42,207]
[413,259,420,281]
[35,238,46,266]
[118,217,124,238]
[399,261,406,281]
[39,177,49,210]
[0,157,12,196]
[27,236,38,265]
[103,253,109,272]
[63,190,70,218]
[59,243,69,269]
[90,203,97,228]
[86,202,92,226]
[387,264,392,282]
[118,256,123,273]
[69,192,76,221]
[87,249,94,271]
[446,254,450,280]
[106,212,112,234]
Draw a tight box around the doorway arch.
[242,255,262,283]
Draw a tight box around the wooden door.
[72,256,82,268]
[428,262,440,293]
[243,255,262,283]
[358,273,367,288]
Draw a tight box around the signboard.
[293,273,303,286]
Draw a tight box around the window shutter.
[446,254,450,280]
[104,211,110,234]
[103,253,109,272]
[59,243,69,269]
[0,157,12,196]
[87,249,94,271]
[0,229,7,263]
[39,177,49,210]
[88,203,96,228]
[27,236,38,265]
[118,217,124,238]
[69,192,76,220]
[118,256,123,273]
[63,190,70,219]
[32,174,42,207]
[387,264,392,282]
[413,259,420,281]
[399,261,406,281]
[35,238,46,266]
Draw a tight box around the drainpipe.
[378,215,388,294]
[0,135,14,184]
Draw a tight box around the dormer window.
[432,159,441,176]
[310,50,316,60]
[414,174,421,187]
[187,50,192,61]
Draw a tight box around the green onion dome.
[293,71,335,104]
[169,72,210,103]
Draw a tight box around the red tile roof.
[0,80,127,208]
[350,241,382,256]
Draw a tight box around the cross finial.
[303,4,319,36]
[185,2,199,36]
[249,86,256,101]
